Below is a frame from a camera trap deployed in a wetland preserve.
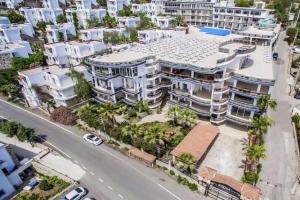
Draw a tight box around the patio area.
[199,123,247,180]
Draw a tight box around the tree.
[50,106,77,125]
[174,16,185,26]
[97,0,107,7]
[176,153,196,175]
[143,123,168,155]
[6,10,25,24]
[103,11,117,28]
[39,179,53,191]
[129,28,138,42]
[87,17,101,28]
[67,70,92,100]
[117,5,135,17]
[57,31,64,42]
[258,94,277,112]
[46,99,56,114]
[249,116,273,143]
[245,144,267,166]
[167,106,181,125]
[235,0,253,7]
[98,103,118,126]
[241,171,259,185]
[77,104,102,129]
[137,13,155,30]
[72,12,79,30]
[0,83,18,98]
[11,52,45,71]
[103,31,128,45]
[121,124,143,145]
[36,21,47,32]
[134,101,150,113]
[56,14,67,24]
[177,109,197,128]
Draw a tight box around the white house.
[0,41,32,58]
[0,0,23,9]
[107,0,130,17]
[75,0,97,9]
[66,8,106,29]
[138,29,185,44]
[0,23,34,44]
[153,16,175,29]
[42,0,66,9]
[19,7,64,27]
[131,1,165,21]
[18,65,92,107]
[117,16,140,28]
[46,23,76,43]
[0,17,10,25]
[79,28,104,41]
[0,142,32,200]
[44,41,107,66]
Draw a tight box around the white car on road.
[62,187,87,200]
[83,133,102,145]
[293,46,300,54]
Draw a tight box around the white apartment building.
[0,23,34,44]
[19,8,64,27]
[117,16,140,28]
[0,41,32,58]
[75,0,97,9]
[131,2,165,21]
[42,0,66,9]
[18,65,92,107]
[44,41,106,66]
[138,29,185,43]
[0,0,23,9]
[107,0,130,17]
[213,1,275,30]
[79,28,104,41]
[0,142,32,200]
[85,27,275,126]
[46,23,76,43]
[66,8,106,29]
[153,16,175,29]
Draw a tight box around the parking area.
[199,123,247,180]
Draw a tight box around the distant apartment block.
[19,8,64,27]
[0,41,32,59]
[85,27,275,126]
[46,23,76,43]
[18,65,92,107]
[0,142,32,200]
[107,0,130,17]
[66,8,106,29]
[0,0,23,9]
[0,23,34,44]
[44,41,106,66]
[153,16,175,29]
[42,0,66,9]
[138,29,185,44]
[75,0,98,9]
[117,16,140,28]
[131,1,165,21]
[79,28,104,41]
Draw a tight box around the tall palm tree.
[176,153,196,175]
[250,116,273,143]
[177,109,197,128]
[167,106,181,125]
[244,144,267,170]
[98,103,117,126]
[121,124,143,146]
[135,101,150,113]
[258,94,277,112]
[144,124,166,155]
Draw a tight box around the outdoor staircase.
[264,46,273,63]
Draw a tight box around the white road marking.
[107,186,113,190]
[118,194,124,199]
[82,166,87,170]
[74,160,79,164]
[36,136,72,159]
[0,99,75,135]
[98,178,104,183]
[157,184,182,200]
[90,171,95,175]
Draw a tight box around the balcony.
[147,91,162,100]
[226,113,252,126]
[147,80,172,90]
[231,82,259,95]
[190,102,211,116]
[146,71,161,79]
[123,87,140,94]
[212,106,227,114]
[214,86,230,93]
[172,88,189,96]
[93,86,114,94]
[210,116,226,124]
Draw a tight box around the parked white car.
[293,46,300,54]
[62,187,87,200]
[83,133,102,145]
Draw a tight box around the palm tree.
[143,124,167,155]
[121,124,143,146]
[176,153,196,175]
[167,106,181,125]
[177,109,197,128]
[258,94,277,112]
[0,84,18,98]
[135,101,150,113]
[244,144,267,171]
[98,103,117,126]
[249,116,273,143]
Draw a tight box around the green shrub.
[39,179,54,191]
[162,166,168,171]
[181,177,189,185]
[156,106,162,114]
[169,170,175,176]
[177,175,182,183]
[188,183,198,191]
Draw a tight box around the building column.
[268,86,272,94]
[256,84,261,93]
[250,111,255,118]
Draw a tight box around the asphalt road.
[0,99,204,200]
[258,31,300,200]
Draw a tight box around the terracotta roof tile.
[128,147,156,163]
[171,123,219,161]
